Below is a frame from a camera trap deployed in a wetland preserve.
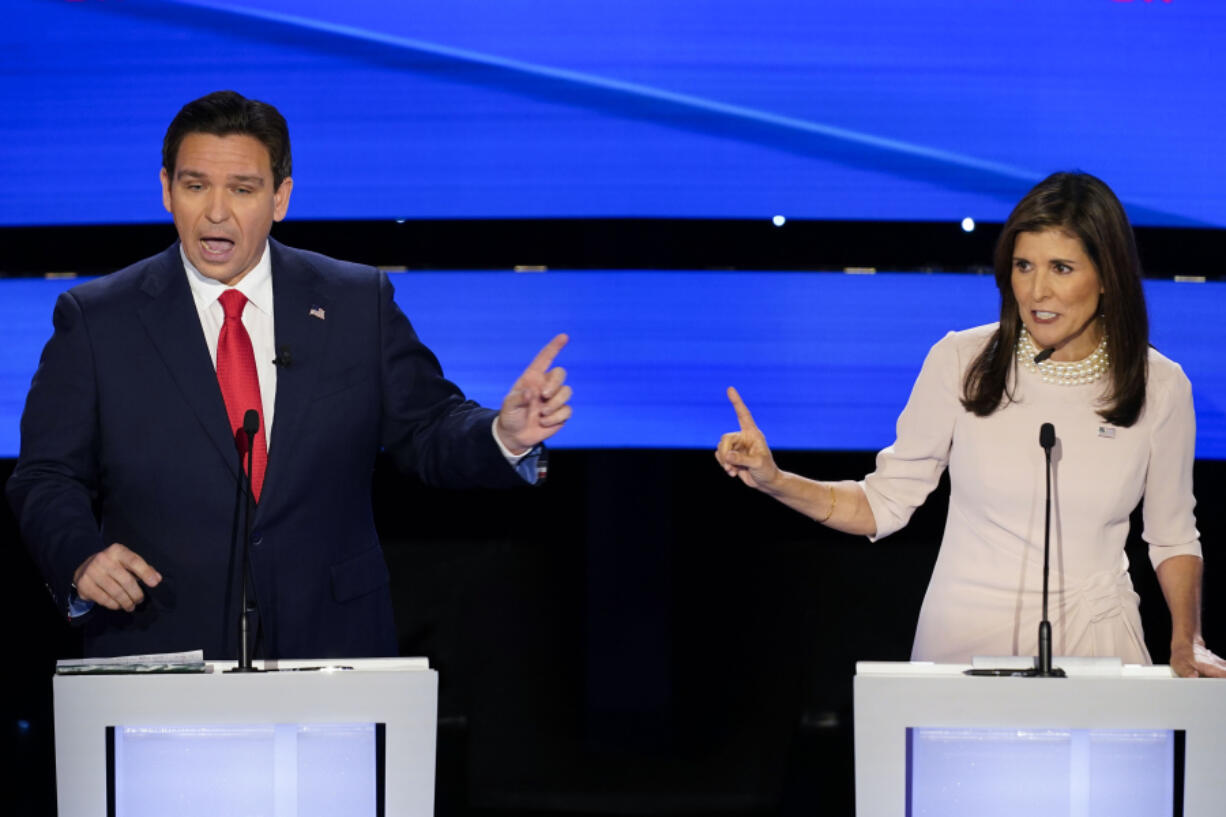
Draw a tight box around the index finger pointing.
[526,333,569,373]
[726,386,758,431]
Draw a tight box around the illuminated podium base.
[854,660,1226,817]
[54,658,437,817]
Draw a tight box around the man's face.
[160,132,292,286]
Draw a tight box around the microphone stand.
[1033,422,1065,677]
[965,421,1066,678]
[227,410,262,674]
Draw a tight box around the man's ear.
[160,168,173,213]
[272,177,293,222]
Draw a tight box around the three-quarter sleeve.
[1143,358,1202,570]
[860,330,966,541]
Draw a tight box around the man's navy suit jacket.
[7,240,523,659]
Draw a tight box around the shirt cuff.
[67,584,95,620]
[1148,539,1203,572]
[492,417,530,463]
[491,417,545,484]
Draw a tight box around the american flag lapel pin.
[309,305,326,321]
[1097,425,1116,439]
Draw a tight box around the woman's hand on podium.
[1170,637,1226,678]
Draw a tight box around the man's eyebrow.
[174,170,266,187]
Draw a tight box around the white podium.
[54,657,437,817]
[854,661,1226,817]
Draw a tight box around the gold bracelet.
[817,483,836,524]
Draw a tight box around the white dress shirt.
[181,242,279,444]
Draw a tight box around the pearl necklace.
[1016,327,1110,386]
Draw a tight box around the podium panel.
[54,658,437,817]
[854,662,1226,817]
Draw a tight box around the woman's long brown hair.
[961,172,1149,427]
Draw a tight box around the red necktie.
[216,289,267,501]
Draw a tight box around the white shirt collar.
[181,241,274,317]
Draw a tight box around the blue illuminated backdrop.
[3,272,1223,458]
[1,0,1223,227]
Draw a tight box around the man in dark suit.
[6,90,572,660]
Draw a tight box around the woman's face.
[1010,228,1104,362]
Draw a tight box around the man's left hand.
[496,334,572,454]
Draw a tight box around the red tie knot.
[219,288,249,320]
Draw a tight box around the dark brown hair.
[961,172,1148,426]
[162,90,292,189]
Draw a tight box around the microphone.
[1034,422,1064,678]
[272,346,293,368]
[1039,422,1055,451]
[242,409,259,438]
[228,409,263,673]
[1033,347,1055,364]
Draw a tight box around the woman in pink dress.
[716,172,1225,677]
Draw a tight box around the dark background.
[2,219,1222,278]
[4,218,1224,816]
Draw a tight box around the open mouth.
[199,237,236,262]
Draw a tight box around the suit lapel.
[261,241,331,509]
[136,244,239,478]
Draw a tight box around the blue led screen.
[3,271,1224,459]
[908,727,1179,817]
[2,0,1223,227]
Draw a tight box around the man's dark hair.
[961,171,1149,427]
[162,90,292,189]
